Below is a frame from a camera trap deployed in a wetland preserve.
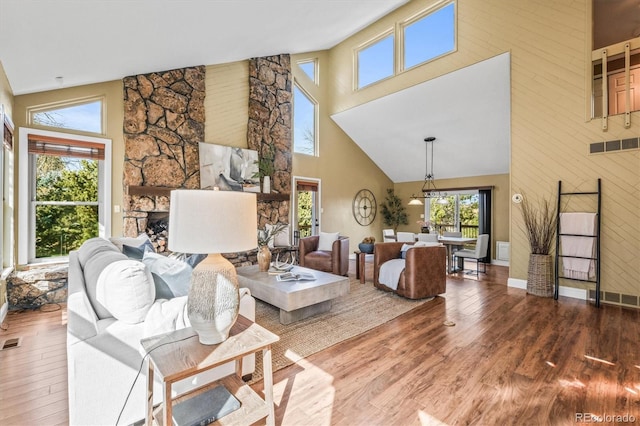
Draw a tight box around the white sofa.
[67,238,256,425]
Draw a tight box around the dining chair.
[453,234,490,275]
[382,229,395,242]
[396,232,415,242]
[417,233,439,243]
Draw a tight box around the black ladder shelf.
[554,179,601,307]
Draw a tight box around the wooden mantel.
[127,185,290,202]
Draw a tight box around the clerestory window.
[293,84,317,156]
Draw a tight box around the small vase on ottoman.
[257,245,272,271]
[358,236,376,254]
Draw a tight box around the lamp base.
[187,253,240,345]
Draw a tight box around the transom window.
[402,2,455,70]
[293,84,317,155]
[357,32,395,89]
[297,59,318,85]
[29,98,103,134]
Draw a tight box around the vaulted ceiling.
[0,0,408,95]
[0,0,512,183]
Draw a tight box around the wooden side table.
[141,315,279,426]
[354,251,367,284]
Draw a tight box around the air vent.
[588,290,639,307]
[590,136,639,155]
[1,337,21,350]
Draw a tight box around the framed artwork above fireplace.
[199,142,260,192]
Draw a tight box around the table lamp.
[169,189,257,344]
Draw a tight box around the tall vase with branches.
[518,193,557,297]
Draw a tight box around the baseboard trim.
[507,278,588,301]
[491,259,509,267]
[0,302,7,325]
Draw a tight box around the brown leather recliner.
[299,235,349,276]
[373,242,446,299]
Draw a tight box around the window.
[402,2,455,70]
[357,32,395,89]
[355,2,457,90]
[427,191,479,238]
[30,99,103,134]
[19,128,111,264]
[297,59,318,84]
[293,84,317,155]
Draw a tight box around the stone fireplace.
[121,56,293,265]
[122,65,205,238]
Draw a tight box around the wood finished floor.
[1,261,639,425]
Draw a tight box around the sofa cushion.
[109,233,151,252]
[78,238,128,319]
[122,239,155,259]
[96,259,156,324]
[142,251,194,299]
[318,231,339,251]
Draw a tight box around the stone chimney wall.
[248,55,292,228]
[122,66,206,237]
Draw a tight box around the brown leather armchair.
[373,242,446,299]
[299,235,349,276]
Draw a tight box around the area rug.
[249,277,432,383]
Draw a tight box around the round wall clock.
[352,189,377,226]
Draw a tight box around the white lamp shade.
[168,189,257,254]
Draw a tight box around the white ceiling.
[331,52,511,183]
[0,0,408,95]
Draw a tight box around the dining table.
[438,236,477,274]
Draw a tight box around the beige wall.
[328,0,640,301]
[14,80,125,241]
[292,51,394,248]
[394,174,510,259]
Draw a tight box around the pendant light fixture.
[408,137,448,206]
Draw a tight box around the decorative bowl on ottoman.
[358,243,374,253]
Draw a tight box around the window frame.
[18,127,111,265]
[399,1,457,73]
[292,81,319,156]
[297,58,319,85]
[354,29,396,90]
[354,0,457,91]
[28,96,106,135]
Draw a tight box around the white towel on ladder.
[559,212,597,280]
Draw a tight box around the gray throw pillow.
[142,251,194,300]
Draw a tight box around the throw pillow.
[274,226,290,247]
[168,252,208,269]
[95,259,155,324]
[122,239,155,259]
[142,251,194,300]
[400,243,412,259]
[318,231,339,251]
[109,233,151,252]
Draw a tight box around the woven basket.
[526,254,554,297]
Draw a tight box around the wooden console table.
[141,315,279,426]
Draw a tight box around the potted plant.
[380,188,408,232]
[253,144,275,193]
[358,236,375,254]
[518,193,557,297]
[416,220,432,233]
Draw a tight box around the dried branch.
[519,193,557,255]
